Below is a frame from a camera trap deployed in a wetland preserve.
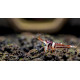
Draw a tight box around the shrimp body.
[52,43,70,48]
[37,37,77,52]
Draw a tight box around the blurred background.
[0,18,80,36]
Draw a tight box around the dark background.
[0,18,80,36]
[58,18,80,36]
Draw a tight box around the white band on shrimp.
[52,42,55,48]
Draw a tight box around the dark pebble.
[62,55,68,61]
[78,53,80,57]
[43,55,52,61]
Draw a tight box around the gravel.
[0,32,79,61]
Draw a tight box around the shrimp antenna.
[37,36,44,42]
